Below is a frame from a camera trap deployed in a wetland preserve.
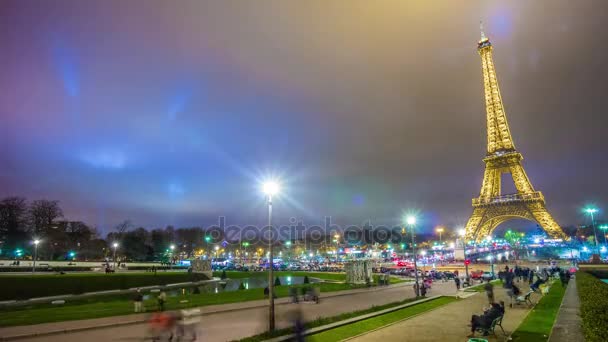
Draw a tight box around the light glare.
[406,215,416,225]
[262,181,280,196]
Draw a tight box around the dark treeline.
[0,196,212,261]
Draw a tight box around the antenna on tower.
[480,20,487,41]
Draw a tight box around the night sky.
[1,1,607,233]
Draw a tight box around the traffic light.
[465,259,471,265]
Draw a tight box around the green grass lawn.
[0,271,206,300]
[0,277,362,327]
[215,271,404,284]
[0,270,404,327]
[306,296,457,342]
[511,282,566,342]
[238,296,427,342]
[213,271,347,282]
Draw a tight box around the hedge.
[0,266,189,272]
[0,272,209,300]
[576,271,608,342]
[0,267,94,273]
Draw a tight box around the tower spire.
[477,25,515,154]
[480,20,486,41]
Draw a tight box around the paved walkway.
[548,280,583,342]
[1,281,459,342]
[346,285,537,342]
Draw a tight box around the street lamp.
[204,235,211,257]
[284,240,291,261]
[112,242,119,270]
[458,229,470,283]
[599,225,608,245]
[170,244,175,269]
[214,245,219,259]
[405,215,420,296]
[32,239,40,273]
[262,180,280,331]
[436,227,444,243]
[585,207,599,253]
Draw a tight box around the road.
[20,281,458,342]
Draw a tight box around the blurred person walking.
[133,289,144,313]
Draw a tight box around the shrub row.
[1,272,209,300]
[0,266,190,273]
[0,267,93,272]
[576,271,608,342]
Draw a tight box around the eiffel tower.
[464,25,567,242]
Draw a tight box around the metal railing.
[473,192,544,206]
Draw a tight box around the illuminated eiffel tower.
[464,25,567,242]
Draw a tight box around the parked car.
[481,271,495,281]
[470,270,484,280]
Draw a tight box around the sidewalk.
[548,280,583,342]
[0,281,415,341]
[345,285,535,342]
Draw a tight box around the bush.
[0,272,210,300]
[303,275,310,284]
[274,276,281,286]
[239,282,246,290]
[576,271,608,342]
[221,270,227,280]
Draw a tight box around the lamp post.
[285,240,291,261]
[214,245,219,259]
[333,234,340,262]
[458,229,470,283]
[32,239,40,273]
[406,215,420,296]
[170,244,175,269]
[599,225,608,245]
[112,243,119,270]
[436,227,444,244]
[263,180,280,331]
[204,236,211,258]
[585,208,599,253]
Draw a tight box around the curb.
[263,296,443,342]
[0,282,409,341]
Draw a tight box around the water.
[143,276,318,299]
[602,279,608,284]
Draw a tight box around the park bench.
[510,290,533,308]
[475,315,505,336]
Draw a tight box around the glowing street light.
[599,224,608,245]
[32,239,40,273]
[169,244,176,269]
[406,215,416,226]
[262,179,281,331]
[404,214,420,296]
[436,227,444,243]
[112,242,119,270]
[584,207,599,253]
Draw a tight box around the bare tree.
[29,199,63,237]
[113,219,133,240]
[0,197,29,249]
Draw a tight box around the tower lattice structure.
[464,27,567,242]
